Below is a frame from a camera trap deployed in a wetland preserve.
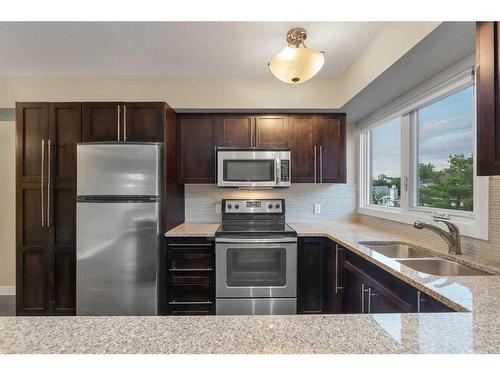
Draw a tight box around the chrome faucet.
[414,219,462,255]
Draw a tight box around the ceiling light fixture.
[268,27,325,84]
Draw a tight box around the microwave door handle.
[276,160,280,185]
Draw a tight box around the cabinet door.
[16,103,51,315]
[47,103,81,315]
[297,237,334,314]
[82,102,121,142]
[288,115,317,182]
[317,114,346,183]
[16,103,49,184]
[124,102,165,142]
[418,291,454,313]
[214,115,254,147]
[177,115,215,183]
[254,115,289,147]
[476,22,500,175]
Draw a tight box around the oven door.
[216,238,297,298]
[217,150,279,188]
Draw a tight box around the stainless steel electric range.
[215,199,297,315]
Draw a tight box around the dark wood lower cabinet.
[165,237,216,315]
[297,237,455,315]
[341,250,454,314]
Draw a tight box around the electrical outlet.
[215,203,221,214]
[314,203,321,214]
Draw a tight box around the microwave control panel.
[280,160,290,182]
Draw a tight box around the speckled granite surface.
[1,313,499,354]
[165,222,220,237]
[2,221,498,354]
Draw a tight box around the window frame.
[358,67,489,240]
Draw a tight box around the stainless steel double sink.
[358,241,490,276]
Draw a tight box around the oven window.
[223,160,275,182]
[226,247,286,287]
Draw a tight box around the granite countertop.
[2,221,499,354]
[165,222,220,237]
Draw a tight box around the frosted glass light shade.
[269,46,325,84]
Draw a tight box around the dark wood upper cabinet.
[82,102,121,142]
[288,115,317,183]
[214,115,254,147]
[177,115,216,184]
[476,22,500,175]
[317,114,346,183]
[124,102,165,142]
[254,115,289,147]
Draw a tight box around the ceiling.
[0,22,384,76]
[343,22,476,122]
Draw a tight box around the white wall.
[0,121,15,288]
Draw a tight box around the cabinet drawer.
[167,284,213,303]
[167,269,214,284]
[168,302,215,315]
[167,248,214,270]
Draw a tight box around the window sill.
[358,205,488,240]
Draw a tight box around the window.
[417,86,474,212]
[371,117,401,207]
[359,67,489,240]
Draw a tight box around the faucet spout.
[413,219,462,255]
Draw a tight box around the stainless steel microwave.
[217,147,291,188]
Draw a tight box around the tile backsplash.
[185,184,357,223]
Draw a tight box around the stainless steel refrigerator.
[76,142,163,315]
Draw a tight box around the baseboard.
[0,286,15,295]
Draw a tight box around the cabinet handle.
[40,139,45,227]
[314,146,317,183]
[320,145,323,183]
[361,283,365,313]
[168,301,213,305]
[417,291,426,313]
[47,139,51,227]
[335,245,344,294]
[367,287,379,314]
[168,268,213,272]
[123,105,127,141]
[117,105,120,141]
[250,123,253,147]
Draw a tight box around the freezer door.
[77,143,161,196]
[76,201,159,315]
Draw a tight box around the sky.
[371,85,474,179]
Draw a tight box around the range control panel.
[223,199,284,214]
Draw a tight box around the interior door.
[124,102,165,142]
[16,103,51,315]
[82,102,121,142]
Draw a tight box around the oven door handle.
[216,237,297,244]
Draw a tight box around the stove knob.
[235,204,239,209]
[275,204,281,209]
[268,204,273,209]
[227,204,232,209]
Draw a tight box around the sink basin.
[398,259,490,276]
[359,241,434,259]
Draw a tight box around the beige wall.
[0,121,15,286]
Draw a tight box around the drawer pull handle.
[167,243,213,247]
[168,268,213,272]
[168,301,213,305]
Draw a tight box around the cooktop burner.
[216,198,296,238]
